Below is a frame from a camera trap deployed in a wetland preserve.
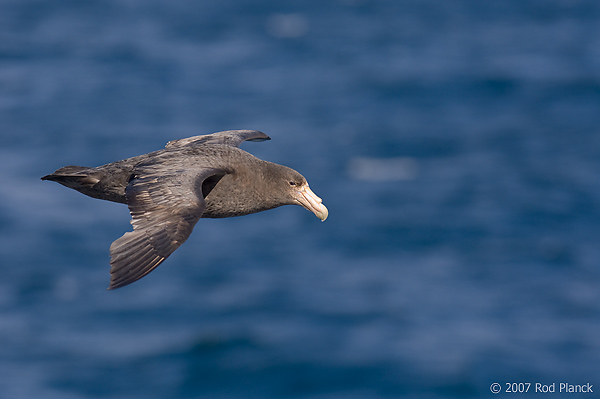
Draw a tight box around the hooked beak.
[295,184,329,221]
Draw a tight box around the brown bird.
[42,130,328,289]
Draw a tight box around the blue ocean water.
[1,0,600,398]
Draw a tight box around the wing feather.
[108,167,225,289]
[165,130,270,149]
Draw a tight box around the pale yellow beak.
[296,184,328,221]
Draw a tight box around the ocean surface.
[1,0,600,398]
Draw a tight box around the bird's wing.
[108,165,226,289]
[165,130,270,149]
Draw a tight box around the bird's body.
[42,130,328,289]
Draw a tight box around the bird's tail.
[41,165,99,188]
[42,162,131,204]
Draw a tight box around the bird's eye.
[289,181,297,186]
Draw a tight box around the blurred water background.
[1,0,600,398]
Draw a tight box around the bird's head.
[263,163,328,221]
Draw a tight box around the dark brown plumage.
[42,130,328,289]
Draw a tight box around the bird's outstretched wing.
[108,165,226,289]
[166,129,270,149]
